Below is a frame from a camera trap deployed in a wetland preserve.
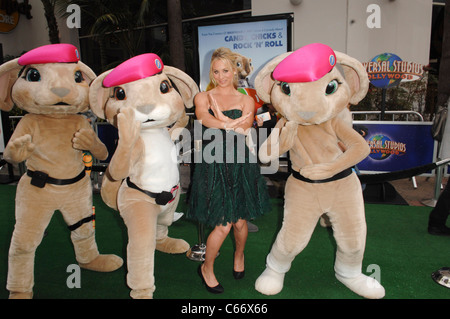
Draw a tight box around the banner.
[197,18,289,93]
[355,121,436,174]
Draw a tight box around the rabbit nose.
[137,104,155,114]
[51,87,70,98]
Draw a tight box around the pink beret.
[18,43,80,65]
[273,43,336,83]
[103,53,164,88]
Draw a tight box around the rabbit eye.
[325,80,340,95]
[113,87,126,100]
[74,70,84,83]
[25,68,41,82]
[160,80,172,94]
[280,82,291,96]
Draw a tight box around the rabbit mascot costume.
[89,53,198,299]
[0,44,123,299]
[254,43,385,299]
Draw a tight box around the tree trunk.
[41,0,60,44]
[167,0,185,71]
[98,37,108,73]
[437,0,450,106]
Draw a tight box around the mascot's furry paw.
[156,237,190,254]
[9,291,33,299]
[79,254,123,272]
[255,267,285,295]
[335,273,385,299]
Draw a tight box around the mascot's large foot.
[130,288,154,299]
[9,291,33,299]
[156,237,190,254]
[79,254,123,272]
[255,267,285,295]
[335,273,385,299]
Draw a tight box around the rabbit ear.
[335,51,370,105]
[164,66,199,108]
[255,52,292,103]
[89,70,112,119]
[77,61,97,85]
[0,58,22,111]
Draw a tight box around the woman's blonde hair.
[207,47,238,90]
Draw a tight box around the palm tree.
[43,0,245,73]
[53,0,185,72]
[41,0,60,44]
[52,0,156,71]
[167,0,184,71]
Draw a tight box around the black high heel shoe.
[197,265,224,294]
[233,253,245,279]
[233,269,245,280]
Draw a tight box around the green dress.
[187,109,271,227]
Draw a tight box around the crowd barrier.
[1,111,447,201]
[2,111,447,262]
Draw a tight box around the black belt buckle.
[155,185,179,205]
[30,171,48,188]
[155,191,173,205]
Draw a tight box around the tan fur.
[254,49,385,299]
[89,62,198,299]
[0,53,123,299]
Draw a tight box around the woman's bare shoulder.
[241,93,254,102]
[240,93,255,109]
[194,91,209,103]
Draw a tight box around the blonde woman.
[187,47,270,293]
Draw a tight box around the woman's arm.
[232,94,255,134]
[195,92,251,130]
[194,92,228,129]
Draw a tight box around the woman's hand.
[208,93,252,131]
[225,112,252,131]
[208,94,229,122]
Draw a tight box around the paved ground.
[390,175,447,207]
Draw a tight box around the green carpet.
[0,184,448,300]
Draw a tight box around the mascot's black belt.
[27,169,86,188]
[292,167,353,183]
[126,177,178,205]
[68,214,95,231]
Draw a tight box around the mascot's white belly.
[139,128,179,192]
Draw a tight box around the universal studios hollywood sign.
[362,53,424,89]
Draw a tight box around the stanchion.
[421,162,443,207]
[422,142,447,207]
[186,222,220,261]
[186,137,215,262]
[186,222,206,261]
[355,158,450,205]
